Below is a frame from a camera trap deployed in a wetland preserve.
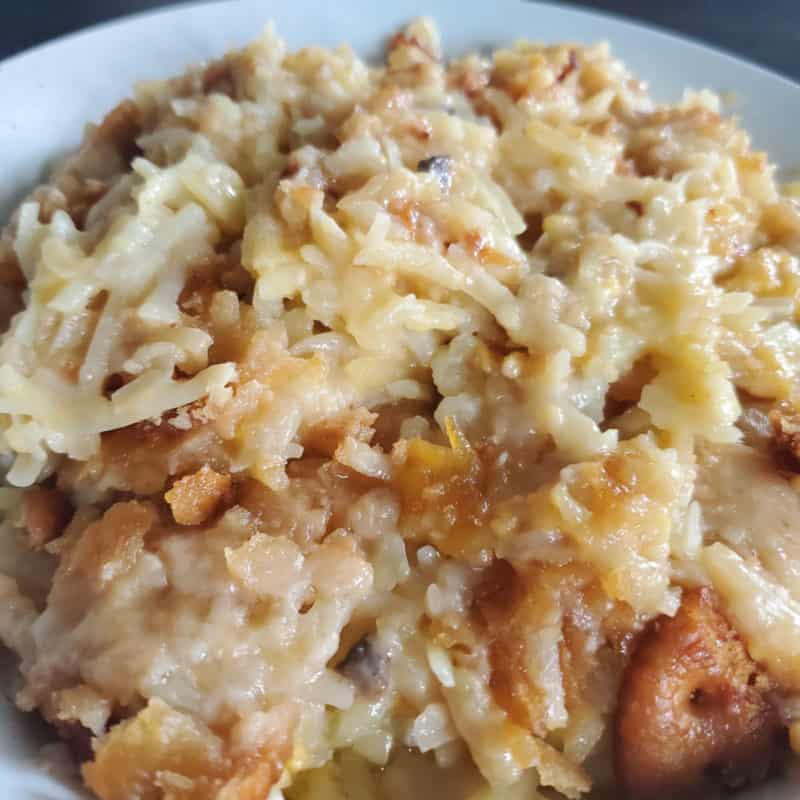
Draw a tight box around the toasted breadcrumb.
[165,466,233,526]
[22,486,73,549]
[60,501,158,591]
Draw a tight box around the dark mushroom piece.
[336,636,389,698]
[417,155,452,193]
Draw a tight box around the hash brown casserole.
[2,17,800,799]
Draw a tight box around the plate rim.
[1,0,799,94]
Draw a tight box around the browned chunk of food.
[303,407,377,458]
[67,178,111,230]
[473,559,546,734]
[165,465,232,526]
[392,419,493,562]
[473,559,593,739]
[83,699,294,800]
[89,99,142,163]
[615,587,784,799]
[61,501,158,592]
[0,238,25,332]
[21,486,73,549]
[87,418,227,496]
[202,58,236,97]
[54,719,95,764]
[83,699,228,800]
[769,404,800,470]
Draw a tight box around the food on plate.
[1,16,800,799]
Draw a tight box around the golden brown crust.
[473,560,602,741]
[614,587,784,799]
[303,407,377,458]
[82,699,294,800]
[60,500,158,592]
[217,730,291,800]
[22,486,73,549]
[769,404,800,470]
[72,418,228,495]
[201,58,237,98]
[473,559,549,735]
[165,465,233,526]
[82,699,227,800]
[0,238,25,331]
[89,99,142,164]
[392,424,493,562]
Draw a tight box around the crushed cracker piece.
[22,486,73,549]
[165,465,233,526]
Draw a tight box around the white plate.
[1,1,799,797]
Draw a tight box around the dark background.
[1,1,798,82]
